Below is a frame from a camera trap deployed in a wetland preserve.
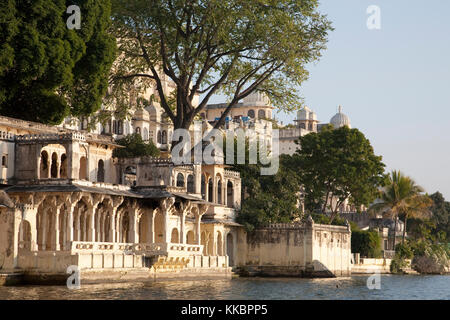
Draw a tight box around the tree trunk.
[392,216,398,251]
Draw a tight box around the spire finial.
[338,105,342,113]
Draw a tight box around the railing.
[70,241,203,256]
[16,132,86,142]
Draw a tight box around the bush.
[113,134,160,158]
[351,229,382,258]
[310,213,347,226]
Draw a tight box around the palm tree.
[400,194,433,243]
[369,171,426,250]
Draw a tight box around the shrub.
[351,229,382,258]
[113,134,160,158]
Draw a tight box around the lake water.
[1,275,449,300]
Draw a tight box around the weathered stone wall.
[236,222,351,277]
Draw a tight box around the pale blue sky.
[209,0,450,198]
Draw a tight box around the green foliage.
[310,213,347,226]
[395,242,414,259]
[110,0,333,130]
[294,126,386,221]
[113,134,160,158]
[231,137,302,230]
[429,192,450,238]
[0,0,116,124]
[351,228,382,258]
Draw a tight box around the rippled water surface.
[1,275,449,300]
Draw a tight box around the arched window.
[208,178,213,202]
[117,120,123,135]
[144,128,149,141]
[258,109,266,119]
[248,109,255,119]
[201,175,206,200]
[60,154,68,179]
[176,173,185,187]
[300,123,306,129]
[217,179,222,204]
[97,160,105,182]
[40,151,49,179]
[79,156,88,180]
[162,130,167,144]
[308,123,313,131]
[135,127,141,135]
[157,130,162,144]
[50,152,58,178]
[227,181,234,208]
[171,228,179,243]
[187,174,195,193]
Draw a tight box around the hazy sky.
[209,0,450,198]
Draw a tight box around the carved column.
[159,197,175,243]
[179,201,191,245]
[147,208,155,244]
[108,196,124,243]
[83,193,104,242]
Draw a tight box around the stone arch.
[258,109,266,119]
[217,231,223,256]
[201,174,206,200]
[171,228,179,243]
[187,174,195,193]
[248,109,255,118]
[154,210,165,243]
[208,178,213,202]
[97,159,105,182]
[216,174,222,205]
[186,230,195,244]
[161,130,167,144]
[176,172,185,188]
[139,211,150,243]
[135,127,141,135]
[143,127,149,141]
[19,220,32,251]
[227,181,234,208]
[227,233,234,266]
[79,156,88,180]
[60,154,68,179]
[40,150,49,179]
[121,211,130,243]
[157,130,162,144]
[50,152,58,178]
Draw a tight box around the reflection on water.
[0,275,449,300]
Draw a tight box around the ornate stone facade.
[0,115,240,282]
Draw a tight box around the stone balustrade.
[224,170,240,179]
[70,241,203,257]
[16,132,86,143]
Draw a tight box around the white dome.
[297,106,312,121]
[330,106,351,128]
[243,91,271,107]
[134,108,150,121]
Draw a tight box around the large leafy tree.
[429,192,450,237]
[234,154,302,231]
[109,0,332,130]
[0,0,116,124]
[294,126,386,222]
[369,171,429,249]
